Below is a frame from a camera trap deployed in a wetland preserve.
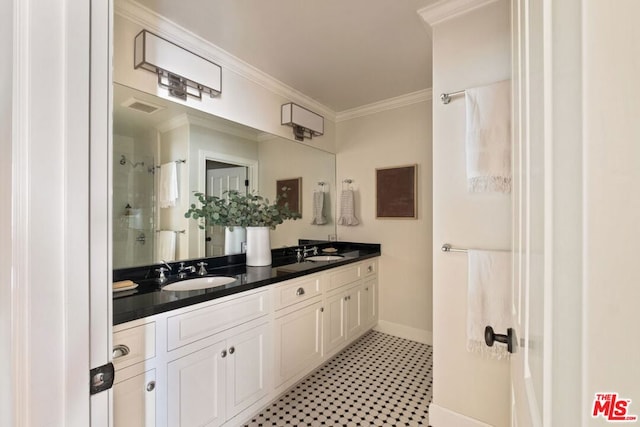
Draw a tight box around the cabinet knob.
[367,265,373,273]
[146,381,155,392]
[296,287,305,296]
[112,344,130,359]
[221,349,227,358]
[228,346,235,355]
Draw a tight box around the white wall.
[336,101,432,344]
[430,1,511,426]
[583,0,640,422]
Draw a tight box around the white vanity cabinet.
[323,263,367,357]
[112,321,157,427]
[272,275,324,390]
[166,322,269,427]
[361,259,378,329]
[164,289,271,427]
[112,257,379,427]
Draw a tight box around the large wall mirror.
[113,83,336,269]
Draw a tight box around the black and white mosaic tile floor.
[243,331,433,426]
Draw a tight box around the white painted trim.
[12,1,31,424]
[418,0,499,28]
[196,150,259,257]
[429,403,493,427]
[89,0,113,424]
[374,320,433,345]
[114,0,336,122]
[335,88,433,122]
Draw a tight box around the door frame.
[196,150,259,257]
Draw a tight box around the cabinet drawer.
[362,259,377,278]
[113,322,156,370]
[274,276,322,311]
[326,264,360,292]
[167,290,269,351]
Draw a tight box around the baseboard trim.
[374,320,432,345]
[429,403,494,427]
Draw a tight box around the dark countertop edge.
[113,243,380,325]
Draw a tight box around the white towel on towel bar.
[465,80,511,193]
[156,231,176,262]
[311,191,327,225]
[467,249,511,359]
[158,162,179,208]
[337,190,359,226]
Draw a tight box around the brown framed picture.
[376,165,417,219]
[276,177,302,215]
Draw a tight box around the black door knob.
[484,326,515,354]
[205,237,212,242]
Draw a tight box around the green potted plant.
[185,189,301,266]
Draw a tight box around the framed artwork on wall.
[376,164,417,219]
[276,177,302,215]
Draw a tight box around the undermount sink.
[305,255,344,262]
[162,276,236,291]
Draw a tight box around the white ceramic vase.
[245,226,272,266]
[224,226,246,255]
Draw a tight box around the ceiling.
[135,0,435,112]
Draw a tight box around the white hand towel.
[156,231,176,262]
[311,191,327,225]
[465,80,511,193]
[467,249,511,359]
[158,162,179,208]
[337,190,359,226]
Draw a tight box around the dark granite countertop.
[113,242,380,325]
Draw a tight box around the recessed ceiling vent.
[121,97,164,114]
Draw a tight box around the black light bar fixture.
[281,103,324,141]
[134,30,222,101]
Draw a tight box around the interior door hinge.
[90,362,115,395]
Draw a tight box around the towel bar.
[441,243,467,253]
[441,243,510,253]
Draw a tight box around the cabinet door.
[167,340,227,427]
[274,301,323,387]
[362,278,377,327]
[226,323,270,419]
[345,285,363,338]
[113,369,156,427]
[324,290,348,355]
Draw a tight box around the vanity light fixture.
[134,30,222,101]
[281,103,324,141]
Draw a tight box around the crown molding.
[156,113,261,141]
[335,88,433,122]
[418,0,498,27]
[115,0,336,122]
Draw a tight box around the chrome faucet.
[303,246,319,258]
[155,260,173,283]
[177,262,196,279]
[197,262,208,276]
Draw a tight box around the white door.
[226,323,270,419]
[205,166,247,256]
[274,301,324,387]
[167,340,227,427]
[510,0,545,425]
